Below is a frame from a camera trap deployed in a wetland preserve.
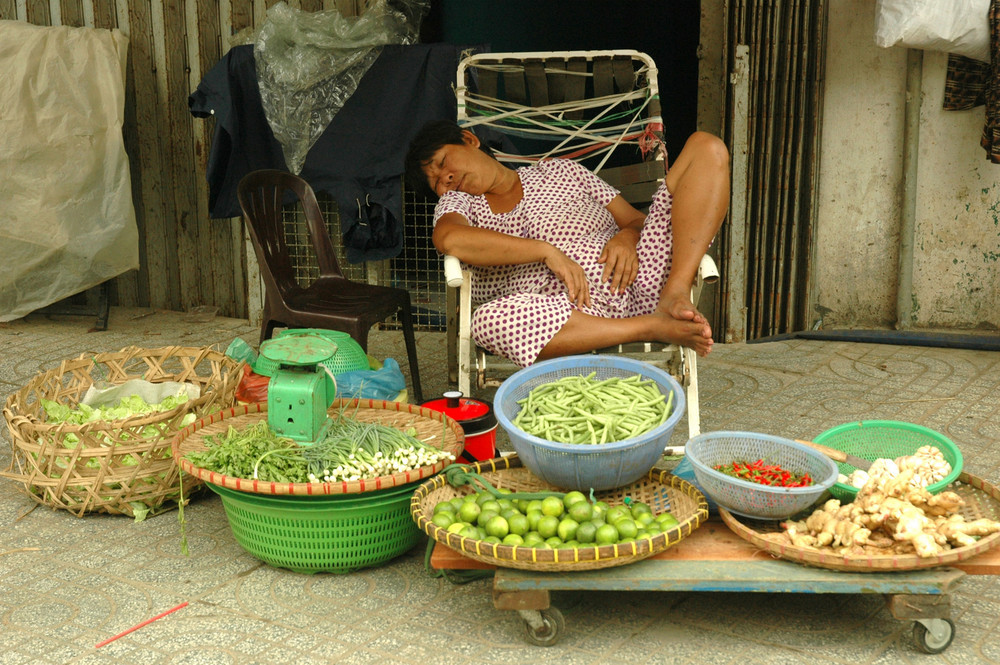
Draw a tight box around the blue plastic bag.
[673,455,718,514]
[335,358,406,400]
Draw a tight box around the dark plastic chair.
[237,169,422,403]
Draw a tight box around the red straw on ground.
[94,601,189,648]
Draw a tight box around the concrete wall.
[814,0,1000,331]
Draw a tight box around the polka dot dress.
[434,159,674,367]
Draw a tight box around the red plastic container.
[420,391,497,464]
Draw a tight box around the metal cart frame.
[431,520,1000,653]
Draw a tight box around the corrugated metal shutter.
[718,0,828,342]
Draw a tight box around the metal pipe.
[897,48,923,329]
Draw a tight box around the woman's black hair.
[404,119,494,198]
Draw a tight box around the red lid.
[420,391,497,434]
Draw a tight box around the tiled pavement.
[1,307,999,665]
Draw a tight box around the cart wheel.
[519,607,565,647]
[912,618,955,654]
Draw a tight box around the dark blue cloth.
[189,43,463,263]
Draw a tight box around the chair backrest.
[456,50,666,209]
[237,170,346,298]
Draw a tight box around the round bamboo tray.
[720,471,1000,572]
[172,399,465,495]
[2,346,242,517]
[411,455,709,572]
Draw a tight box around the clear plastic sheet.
[254,0,430,174]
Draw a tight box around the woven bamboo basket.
[720,471,1000,572]
[173,399,465,495]
[411,455,709,572]
[2,346,242,517]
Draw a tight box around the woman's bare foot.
[659,291,709,326]
[650,309,714,356]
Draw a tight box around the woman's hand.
[543,246,591,308]
[598,227,640,293]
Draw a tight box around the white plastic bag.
[875,0,990,63]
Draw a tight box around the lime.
[516,499,530,513]
[556,542,577,549]
[483,535,502,544]
[526,510,543,531]
[645,523,663,536]
[595,523,619,545]
[656,512,680,529]
[556,518,580,542]
[615,518,638,539]
[589,516,607,529]
[450,497,466,512]
[433,501,455,514]
[500,508,521,522]
[605,505,630,525]
[485,515,510,539]
[496,487,512,495]
[522,532,545,547]
[635,511,655,527]
[480,500,502,515]
[475,492,495,506]
[447,522,467,534]
[537,514,560,539]
[476,509,499,528]
[458,501,482,523]
[432,512,455,529]
[459,525,480,540]
[545,536,563,548]
[575,521,597,544]
[502,533,524,546]
[563,490,588,509]
[507,513,530,536]
[526,499,544,513]
[497,498,514,511]
[629,501,653,518]
[591,501,610,519]
[568,501,593,523]
[541,496,565,517]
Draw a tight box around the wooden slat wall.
[0,0,368,319]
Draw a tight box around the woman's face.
[421,130,496,197]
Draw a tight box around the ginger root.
[774,458,1000,558]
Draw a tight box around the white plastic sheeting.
[875,0,990,63]
[0,21,138,322]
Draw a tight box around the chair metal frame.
[443,50,718,448]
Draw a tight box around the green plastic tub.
[813,420,963,502]
[208,482,422,574]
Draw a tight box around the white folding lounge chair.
[443,50,719,451]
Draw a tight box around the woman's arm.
[433,212,592,307]
[598,195,646,292]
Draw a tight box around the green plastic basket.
[253,329,370,378]
[813,420,963,502]
[207,482,422,574]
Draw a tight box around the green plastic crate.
[208,482,422,574]
[813,420,963,502]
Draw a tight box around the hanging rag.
[189,43,466,261]
[943,0,1000,163]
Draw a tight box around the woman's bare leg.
[658,131,731,349]
[537,131,730,362]
[537,309,712,361]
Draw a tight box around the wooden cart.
[430,519,1000,653]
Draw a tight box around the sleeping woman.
[404,119,730,368]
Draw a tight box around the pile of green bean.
[512,372,673,444]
